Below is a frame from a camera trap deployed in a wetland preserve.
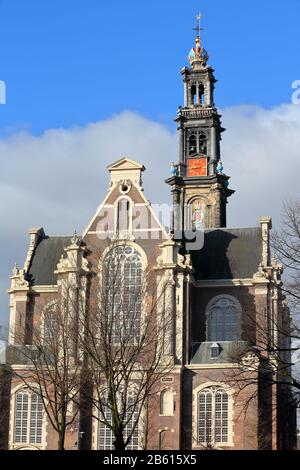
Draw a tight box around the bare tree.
[223,200,300,448]
[272,200,300,315]
[77,243,174,451]
[7,290,83,450]
[0,363,11,450]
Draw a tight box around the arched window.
[198,83,205,106]
[197,386,229,446]
[188,131,208,156]
[159,389,174,416]
[13,389,43,445]
[199,132,207,155]
[188,134,197,156]
[98,392,139,450]
[191,84,197,106]
[104,245,143,343]
[43,302,57,345]
[206,296,241,342]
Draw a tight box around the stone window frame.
[192,381,234,449]
[189,80,205,107]
[41,299,58,346]
[205,294,242,342]
[187,195,211,229]
[92,383,143,450]
[9,384,47,450]
[98,242,148,346]
[186,128,209,157]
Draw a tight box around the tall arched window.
[188,131,208,156]
[98,392,139,450]
[199,132,207,155]
[206,296,241,342]
[198,83,205,106]
[13,389,43,445]
[188,134,197,156]
[43,301,57,345]
[197,386,229,446]
[191,84,197,106]
[104,245,143,343]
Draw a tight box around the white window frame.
[193,382,234,449]
[102,245,144,345]
[95,389,141,450]
[10,386,46,450]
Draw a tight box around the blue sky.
[0,0,299,134]
[1,0,300,330]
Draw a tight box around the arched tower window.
[13,389,43,445]
[197,386,229,446]
[206,295,241,342]
[198,83,205,106]
[188,134,197,156]
[104,245,142,343]
[199,132,207,155]
[188,131,208,157]
[191,84,197,106]
[190,82,205,106]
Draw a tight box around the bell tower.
[167,14,234,231]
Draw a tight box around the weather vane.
[193,12,204,37]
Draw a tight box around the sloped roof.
[191,227,262,280]
[190,341,249,365]
[27,236,71,285]
[26,227,262,286]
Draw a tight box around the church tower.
[167,15,234,231]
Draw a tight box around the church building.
[0,20,296,451]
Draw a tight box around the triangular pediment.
[107,157,145,172]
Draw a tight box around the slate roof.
[6,345,53,365]
[26,227,262,285]
[190,341,249,365]
[191,227,262,280]
[27,236,71,285]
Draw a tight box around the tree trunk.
[113,429,126,451]
[58,433,65,450]
[58,426,66,450]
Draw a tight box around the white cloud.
[1,105,300,327]
[222,104,300,227]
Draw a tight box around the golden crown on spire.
[188,12,209,68]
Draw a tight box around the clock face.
[188,158,207,177]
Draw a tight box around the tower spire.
[166,15,235,231]
[189,13,208,68]
[192,13,204,40]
